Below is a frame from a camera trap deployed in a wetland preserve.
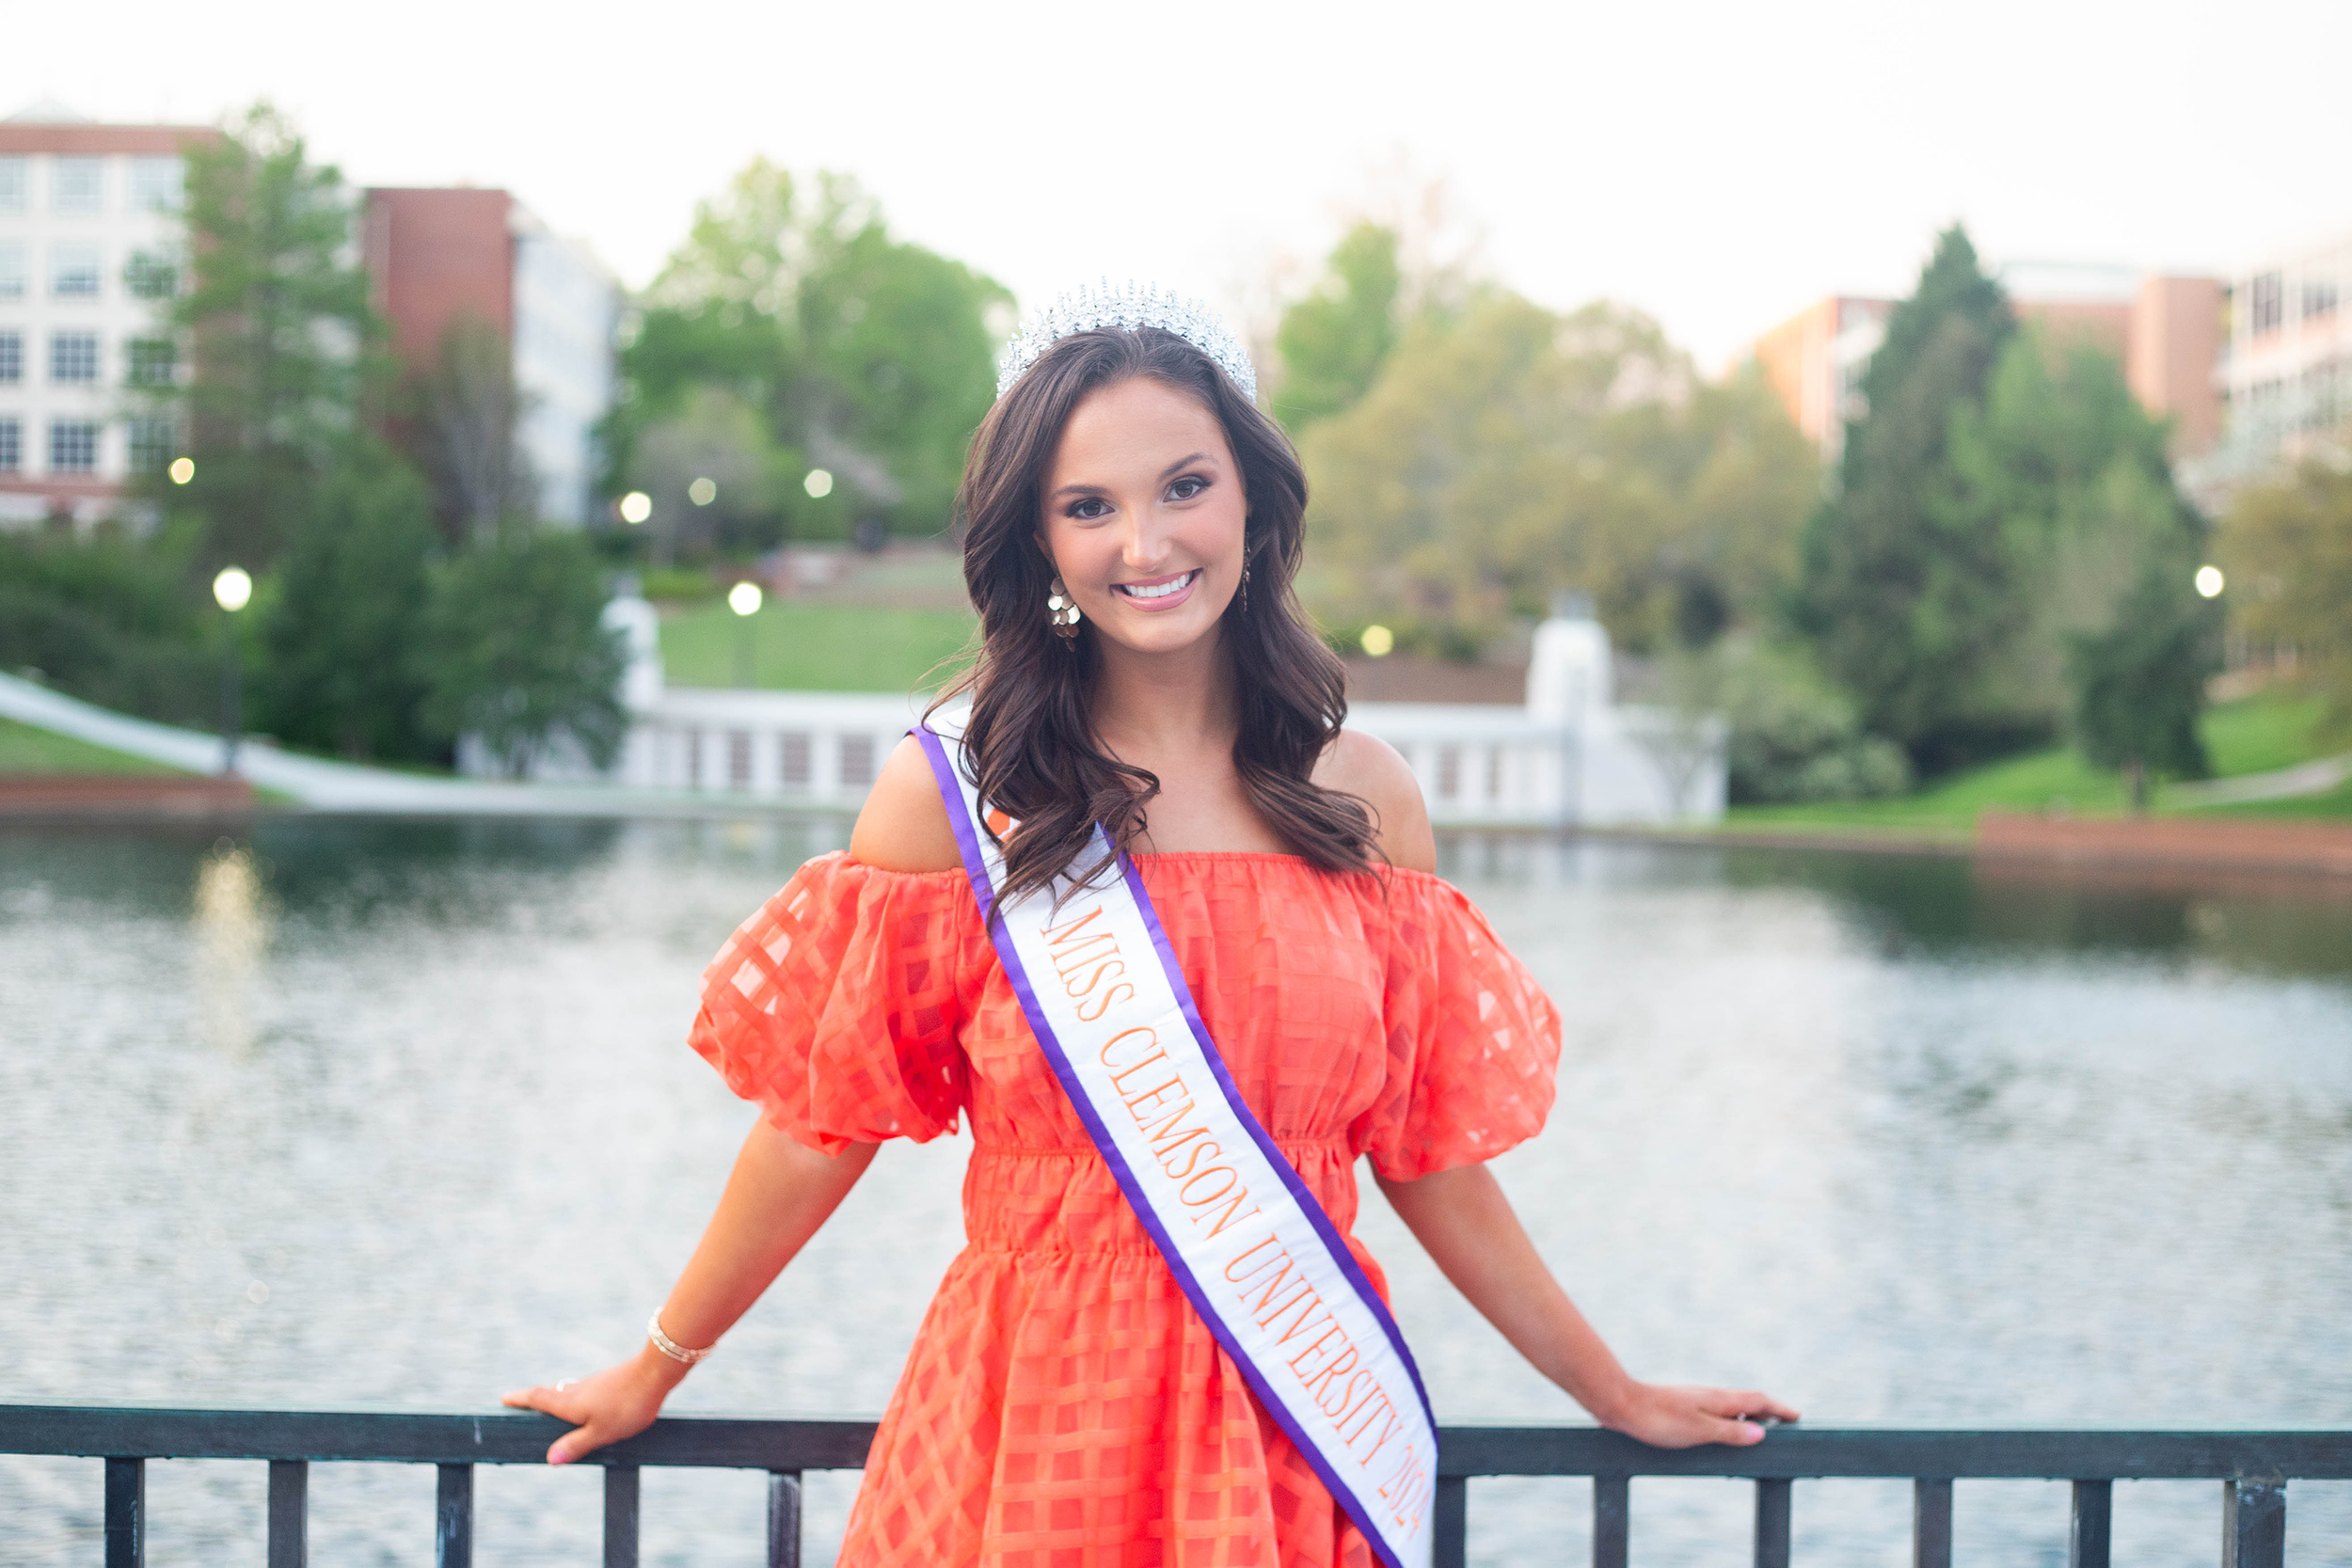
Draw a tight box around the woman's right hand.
[503,1348,684,1465]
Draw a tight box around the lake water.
[3,816,2350,1566]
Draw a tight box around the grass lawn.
[0,718,185,776]
[660,600,978,692]
[1726,689,2340,832]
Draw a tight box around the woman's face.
[1036,375,1248,660]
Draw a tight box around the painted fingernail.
[1742,1422,1766,1442]
[549,1450,570,1465]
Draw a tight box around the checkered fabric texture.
[690,852,1562,1567]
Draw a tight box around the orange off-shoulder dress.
[689,851,1562,1568]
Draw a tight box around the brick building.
[361,187,619,526]
[1751,264,2223,467]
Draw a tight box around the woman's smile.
[1111,568,1201,610]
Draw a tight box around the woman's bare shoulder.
[847,736,964,874]
[1316,728,1436,873]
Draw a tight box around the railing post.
[2069,1479,2111,1568]
[2223,1479,2285,1568]
[603,1465,641,1568]
[767,1470,803,1568]
[1431,1475,1467,1568]
[1753,1478,1791,1568]
[437,1463,473,1568]
[103,1456,143,1568]
[267,1459,308,1568]
[1592,1475,1629,1568]
[1913,1477,1952,1568]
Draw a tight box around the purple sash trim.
[913,725,1433,1568]
[1116,851,1437,1422]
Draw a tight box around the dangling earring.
[1239,563,1250,616]
[1046,578,1082,641]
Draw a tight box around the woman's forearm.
[506,1119,878,1460]
[1374,1164,1636,1422]
[656,1121,877,1354]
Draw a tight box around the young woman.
[507,291,1796,1565]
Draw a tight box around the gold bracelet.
[646,1311,717,1366]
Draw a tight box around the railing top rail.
[5,1405,2347,1481]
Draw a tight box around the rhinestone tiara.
[995,280,1258,402]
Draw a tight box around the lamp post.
[211,567,251,775]
[728,579,763,688]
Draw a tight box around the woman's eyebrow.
[1048,454,1215,501]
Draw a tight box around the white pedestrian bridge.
[0,602,1724,827]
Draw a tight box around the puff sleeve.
[1359,874,1562,1180]
[687,852,972,1152]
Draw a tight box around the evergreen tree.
[2067,562,2218,809]
[251,444,439,762]
[142,104,384,572]
[1795,227,2021,771]
[1273,223,1404,431]
[1948,333,2216,782]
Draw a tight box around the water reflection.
[1,819,2348,1566]
[191,841,269,1057]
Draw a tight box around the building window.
[0,243,24,300]
[2305,279,2341,323]
[126,338,177,387]
[53,156,103,213]
[0,331,20,384]
[52,244,103,299]
[0,419,20,471]
[50,420,101,472]
[2249,273,2284,336]
[129,157,183,213]
[840,735,877,786]
[127,418,176,473]
[124,248,179,299]
[0,156,25,211]
[51,332,101,384]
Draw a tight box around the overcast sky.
[9,0,2349,368]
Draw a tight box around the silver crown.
[995,280,1258,402]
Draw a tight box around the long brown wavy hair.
[931,326,1378,911]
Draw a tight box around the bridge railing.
[5,1404,2345,1568]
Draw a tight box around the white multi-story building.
[0,101,209,529]
[511,211,620,525]
[2197,229,2352,492]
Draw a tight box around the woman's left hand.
[1598,1383,1801,1449]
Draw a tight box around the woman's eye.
[1068,498,1111,520]
[1168,476,1208,501]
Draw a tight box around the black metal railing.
[6,1404,2347,1567]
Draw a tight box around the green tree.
[1301,293,1818,651]
[141,103,384,571]
[421,529,626,777]
[2220,458,2352,743]
[0,531,215,726]
[2067,564,2218,809]
[607,162,1009,548]
[1794,226,2020,771]
[251,444,439,762]
[1946,331,2216,784]
[1273,222,1404,431]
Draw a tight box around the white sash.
[915,724,1438,1568]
